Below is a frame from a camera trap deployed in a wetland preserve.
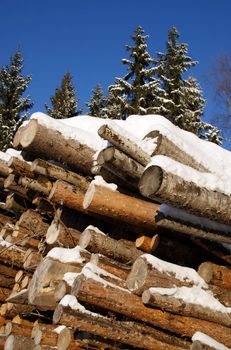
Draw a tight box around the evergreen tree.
[45,72,82,119]
[86,84,108,117]
[104,26,163,119]
[156,27,206,133]
[0,49,33,151]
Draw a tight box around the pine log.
[90,253,131,280]
[139,165,231,226]
[191,332,230,350]
[198,262,231,290]
[19,175,53,196]
[0,274,15,289]
[0,263,17,279]
[143,130,208,171]
[0,302,38,319]
[46,220,81,247]
[79,226,142,264]
[54,301,190,350]
[136,234,159,253]
[4,334,35,350]
[126,254,205,296]
[142,288,231,327]
[98,123,151,166]
[8,157,33,178]
[72,274,231,348]
[15,118,95,174]
[49,180,87,213]
[28,256,87,306]
[83,183,159,231]
[97,146,144,188]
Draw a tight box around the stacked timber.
[0,112,230,350]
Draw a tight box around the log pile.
[0,112,230,350]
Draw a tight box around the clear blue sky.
[0,0,230,125]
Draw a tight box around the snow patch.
[60,294,104,318]
[91,175,118,191]
[192,332,230,350]
[47,246,86,264]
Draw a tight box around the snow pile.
[0,150,11,163]
[91,175,118,191]
[192,332,230,350]
[60,294,104,318]
[47,246,87,264]
[143,254,207,288]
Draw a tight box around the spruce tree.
[0,49,33,151]
[86,84,107,117]
[104,26,163,119]
[45,72,82,119]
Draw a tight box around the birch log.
[14,118,95,174]
[139,164,231,225]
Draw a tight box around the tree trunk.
[5,193,26,214]
[198,262,231,290]
[97,146,144,188]
[15,118,95,174]
[83,183,159,231]
[143,130,208,172]
[53,301,190,350]
[72,273,231,348]
[79,226,142,264]
[98,123,151,166]
[139,164,231,226]
[142,288,231,327]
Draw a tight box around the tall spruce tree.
[104,26,163,119]
[45,72,82,119]
[86,84,107,117]
[0,49,33,151]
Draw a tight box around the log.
[17,209,49,238]
[191,332,230,350]
[98,123,151,166]
[126,254,206,296]
[46,220,81,247]
[23,249,42,271]
[142,287,231,327]
[5,321,32,337]
[15,118,95,174]
[49,180,87,213]
[32,324,72,349]
[8,157,33,178]
[90,253,131,280]
[0,159,10,177]
[198,262,231,290]
[143,130,208,171]
[32,196,55,217]
[83,183,159,231]
[0,243,26,268]
[5,193,26,214]
[6,289,29,305]
[32,158,90,188]
[0,287,11,303]
[0,213,14,228]
[210,285,231,307]
[139,164,231,226]
[54,297,190,350]
[71,273,231,348]
[19,175,53,196]
[135,234,159,253]
[4,174,28,197]
[4,334,34,350]
[97,146,144,188]
[79,226,142,264]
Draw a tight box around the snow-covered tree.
[104,26,163,119]
[0,49,33,151]
[45,72,82,119]
[86,84,108,117]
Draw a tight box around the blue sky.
[0,0,230,127]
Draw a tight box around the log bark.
[143,130,208,172]
[17,209,49,238]
[8,157,33,178]
[0,243,26,268]
[97,146,144,188]
[32,324,72,349]
[0,159,10,177]
[126,255,203,296]
[5,193,26,214]
[4,334,34,350]
[49,180,87,213]
[6,289,29,305]
[142,288,231,327]
[98,123,151,166]
[0,213,14,228]
[209,285,231,307]
[19,175,53,196]
[5,321,32,337]
[4,174,28,197]
[15,118,95,174]
[139,164,231,226]
[90,253,131,280]
[71,273,231,348]
[79,226,142,264]
[198,262,231,290]
[45,220,81,247]
[83,183,159,231]
[0,287,11,303]
[54,303,190,350]
[135,234,159,253]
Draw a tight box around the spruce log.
[83,183,159,230]
[32,158,90,188]
[142,288,231,327]
[209,285,231,307]
[8,157,33,178]
[97,146,144,188]
[139,165,231,226]
[79,226,142,264]
[72,274,231,348]
[143,130,207,171]
[98,123,151,166]
[136,234,159,253]
[198,262,231,290]
[49,180,87,213]
[15,118,95,174]
[53,300,190,350]
[46,221,81,247]
[126,254,205,295]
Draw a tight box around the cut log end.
[83,184,95,209]
[53,304,63,325]
[139,165,163,198]
[57,327,72,350]
[126,257,148,292]
[141,289,152,304]
[20,119,38,148]
[46,222,59,245]
[78,229,92,249]
[54,280,67,303]
[197,262,213,284]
